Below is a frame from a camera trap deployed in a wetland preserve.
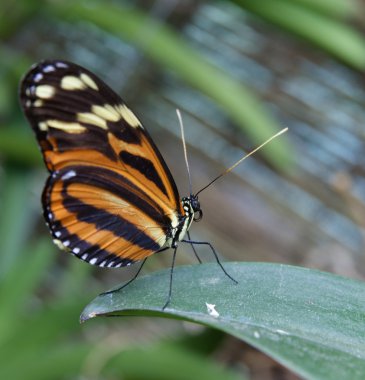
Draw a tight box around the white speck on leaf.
[254,331,260,339]
[206,303,219,318]
[276,329,289,335]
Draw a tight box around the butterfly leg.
[162,246,178,310]
[182,240,238,284]
[186,231,202,264]
[100,258,148,296]
[101,247,171,296]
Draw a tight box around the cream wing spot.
[35,85,55,99]
[80,73,98,90]
[33,99,43,107]
[77,112,107,129]
[61,76,86,91]
[117,104,142,128]
[39,121,48,131]
[47,120,86,133]
[92,104,120,122]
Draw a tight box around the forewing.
[20,60,183,267]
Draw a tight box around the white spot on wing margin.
[61,170,77,180]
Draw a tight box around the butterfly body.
[167,195,201,248]
[20,60,202,268]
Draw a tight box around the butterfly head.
[182,194,203,223]
[191,194,203,222]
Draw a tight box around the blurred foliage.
[50,1,292,168]
[236,0,365,69]
[1,0,365,379]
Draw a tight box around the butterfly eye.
[193,209,203,222]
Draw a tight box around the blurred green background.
[1,0,365,379]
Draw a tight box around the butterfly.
[19,60,238,308]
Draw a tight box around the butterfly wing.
[20,60,184,267]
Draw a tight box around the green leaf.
[238,0,365,70]
[0,128,40,166]
[81,263,365,380]
[0,343,92,380]
[0,169,37,276]
[0,238,55,345]
[292,0,360,18]
[0,0,43,39]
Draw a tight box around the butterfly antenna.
[195,127,288,196]
[177,109,193,195]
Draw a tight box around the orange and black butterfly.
[20,60,236,307]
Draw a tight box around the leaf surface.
[82,263,365,380]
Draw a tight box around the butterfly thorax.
[167,195,202,248]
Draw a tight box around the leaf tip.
[79,310,98,323]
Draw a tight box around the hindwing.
[20,60,184,267]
